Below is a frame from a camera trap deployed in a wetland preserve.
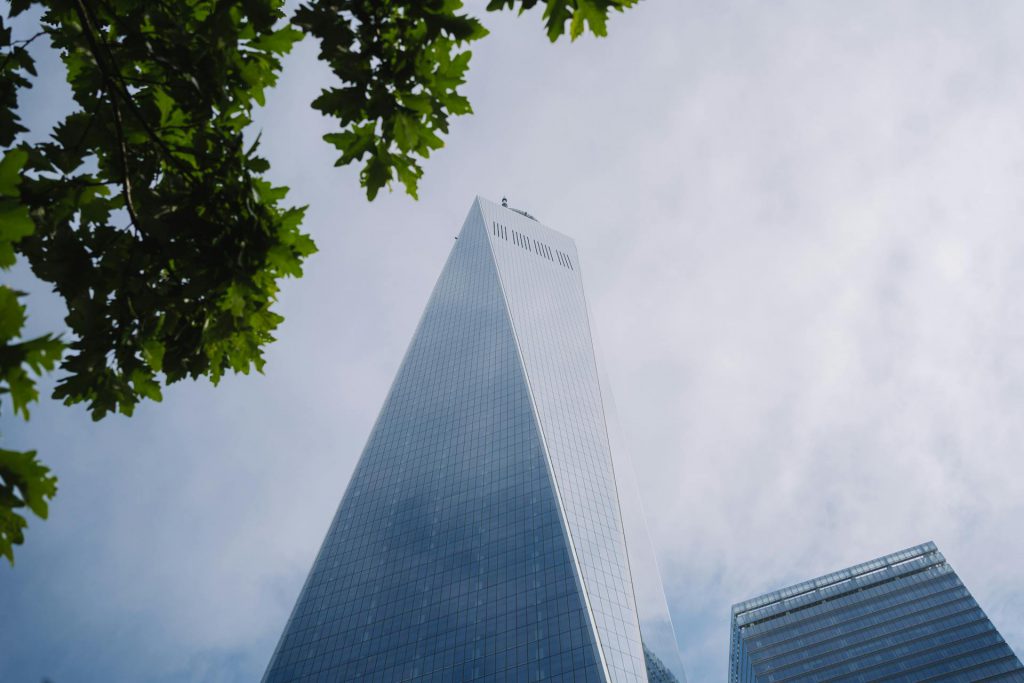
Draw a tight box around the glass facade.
[263,198,684,682]
[729,542,1024,683]
[643,644,680,683]
[482,201,647,683]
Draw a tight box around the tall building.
[729,541,1024,682]
[263,197,686,683]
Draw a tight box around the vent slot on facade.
[513,231,530,251]
[530,240,554,261]
[501,225,573,271]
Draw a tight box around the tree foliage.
[0,0,637,564]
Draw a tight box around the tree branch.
[71,0,143,236]
[0,30,46,73]
[79,1,202,180]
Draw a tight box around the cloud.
[3,2,1024,682]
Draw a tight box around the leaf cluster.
[2,0,315,564]
[296,0,636,199]
[0,447,57,564]
[295,0,487,199]
[0,0,637,564]
[486,0,639,41]
[0,146,61,565]
[20,0,314,422]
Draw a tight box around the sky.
[4,2,1024,682]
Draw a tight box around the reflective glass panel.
[729,542,1024,683]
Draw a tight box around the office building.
[730,541,1024,682]
[263,197,685,682]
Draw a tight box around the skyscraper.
[263,197,686,683]
[729,541,1024,682]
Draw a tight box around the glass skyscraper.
[729,541,1024,682]
[263,197,686,683]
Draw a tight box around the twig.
[0,30,46,73]
[78,0,198,179]
[71,0,143,235]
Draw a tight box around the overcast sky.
[4,2,1024,682]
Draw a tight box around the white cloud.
[3,2,1024,682]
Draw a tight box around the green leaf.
[399,93,433,115]
[5,360,44,419]
[21,335,63,375]
[392,112,420,152]
[415,126,445,155]
[0,286,26,343]
[222,282,247,317]
[392,156,424,199]
[362,154,392,200]
[130,368,163,402]
[266,244,302,277]
[251,26,304,55]
[0,198,34,268]
[314,87,368,124]
[571,0,608,38]
[0,447,58,565]
[141,340,165,372]
[0,150,33,268]
[324,123,376,165]
[152,88,176,127]
[0,149,28,197]
[292,232,317,257]
[7,0,34,17]
[440,93,472,116]
[0,449,57,518]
